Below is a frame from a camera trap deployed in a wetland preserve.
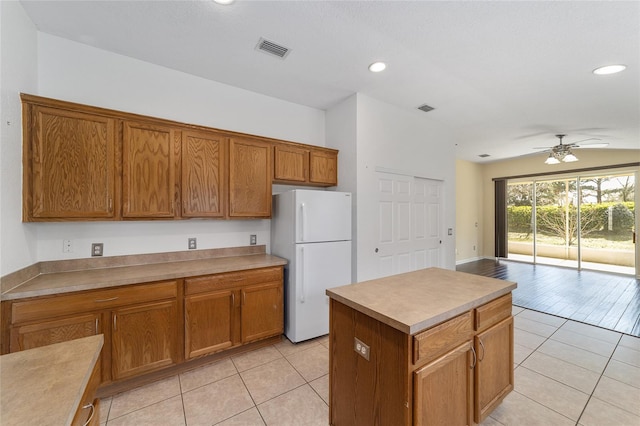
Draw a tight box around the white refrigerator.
[271,190,352,343]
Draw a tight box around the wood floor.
[457,259,640,337]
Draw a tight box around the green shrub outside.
[507,202,634,235]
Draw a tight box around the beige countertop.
[2,252,287,301]
[326,267,517,335]
[1,334,103,426]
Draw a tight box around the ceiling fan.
[534,134,609,164]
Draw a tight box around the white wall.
[0,1,39,276]
[455,160,483,264]
[325,94,358,282]
[327,94,456,282]
[1,29,328,273]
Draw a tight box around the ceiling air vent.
[478,154,491,158]
[256,37,291,59]
[417,104,435,113]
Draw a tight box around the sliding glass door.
[506,171,636,274]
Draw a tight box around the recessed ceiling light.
[593,64,626,75]
[368,62,386,73]
[213,0,235,5]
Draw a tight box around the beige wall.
[456,149,640,265]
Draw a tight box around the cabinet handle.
[108,198,113,212]
[479,338,485,362]
[94,296,118,303]
[82,402,95,426]
[95,318,99,334]
[232,292,235,306]
[242,291,246,306]
[470,345,477,369]
[113,315,117,331]
[229,278,245,282]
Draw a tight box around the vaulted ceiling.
[20,1,640,162]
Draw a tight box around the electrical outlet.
[448,228,453,236]
[250,234,257,245]
[91,243,104,257]
[63,239,73,253]
[354,337,370,361]
[188,238,197,250]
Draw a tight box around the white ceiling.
[20,0,640,163]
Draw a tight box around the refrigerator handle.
[300,246,305,303]
[300,202,306,241]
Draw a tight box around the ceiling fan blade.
[532,146,552,150]
[572,137,601,144]
[574,142,609,149]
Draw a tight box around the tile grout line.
[574,333,625,426]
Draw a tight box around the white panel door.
[375,172,442,277]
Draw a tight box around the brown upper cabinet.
[181,130,227,218]
[309,149,338,186]
[273,143,338,186]
[122,121,178,218]
[21,94,338,222]
[229,137,272,218]
[23,103,118,220]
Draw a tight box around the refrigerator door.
[287,240,351,342]
[294,190,352,243]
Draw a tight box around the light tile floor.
[99,307,640,425]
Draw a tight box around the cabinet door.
[273,144,308,183]
[474,316,514,423]
[184,290,235,359]
[122,121,178,218]
[10,313,101,352]
[182,130,227,217]
[229,137,272,218]
[240,282,283,343]
[111,300,178,380]
[29,106,116,219]
[413,341,474,426]
[309,149,337,186]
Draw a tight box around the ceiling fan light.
[545,153,560,165]
[563,152,578,162]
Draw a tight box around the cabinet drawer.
[413,311,473,365]
[185,267,282,295]
[475,293,512,332]
[11,281,178,324]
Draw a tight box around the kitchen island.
[326,267,516,426]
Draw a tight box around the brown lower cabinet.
[184,267,283,360]
[111,300,179,380]
[329,293,514,426]
[2,266,284,390]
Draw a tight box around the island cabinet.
[326,267,516,426]
[7,280,180,384]
[184,267,283,359]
